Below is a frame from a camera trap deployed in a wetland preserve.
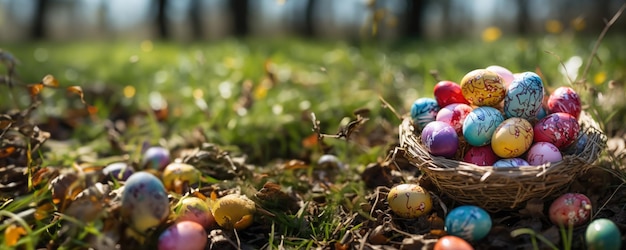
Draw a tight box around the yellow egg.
[387,184,432,218]
[162,163,201,193]
[460,69,506,106]
[491,117,534,158]
[211,194,256,230]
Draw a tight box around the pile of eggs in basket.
[411,66,583,166]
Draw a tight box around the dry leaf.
[42,74,59,87]
[0,146,16,158]
[4,224,27,247]
[27,83,44,97]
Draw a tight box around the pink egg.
[549,193,592,227]
[436,103,473,134]
[486,65,514,88]
[158,221,208,250]
[421,121,459,158]
[434,81,470,107]
[433,235,474,250]
[533,113,580,149]
[547,87,582,119]
[463,145,499,166]
[526,142,562,165]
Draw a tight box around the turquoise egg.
[462,107,504,146]
[445,205,492,241]
[410,98,440,130]
[504,72,544,119]
[586,218,621,250]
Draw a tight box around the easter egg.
[121,172,170,233]
[586,218,622,250]
[387,184,433,218]
[547,86,582,119]
[421,121,459,158]
[564,133,587,155]
[504,72,544,119]
[534,113,580,149]
[436,103,473,134]
[527,142,562,165]
[445,205,492,241]
[158,221,207,250]
[410,98,440,130]
[490,118,534,158]
[463,145,499,166]
[536,106,548,120]
[433,235,474,250]
[212,194,256,230]
[462,107,505,146]
[493,158,529,167]
[317,154,344,170]
[162,163,201,192]
[549,193,592,227]
[142,146,171,170]
[460,69,506,106]
[102,162,134,182]
[486,65,514,88]
[434,81,470,107]
[176,197,216,229]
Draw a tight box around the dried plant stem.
[580,3,626,82]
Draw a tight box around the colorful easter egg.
[460,69,506,106]
[176,197,216,229]
[387,184,433,218]
[445,205,492,241]
[504,72,544,119]
[586,218,622,250]
[493,158,529,167]
[434,235,474,250]
[462,107,505,146]
[536,106,548,120]
[142,146,171,170]
[526,142,562,165]
[102,162,134,182]
[436,103,473,134]
[121,172,170,233]
[549,193,592,227]
[534,113,580,149]
[410,98,440,130]
[421,121,459,158]
[158,221,207,250]
[491,118,534,158]
[162,163,201,193]
[463,145,499,166]
[486,65,514,88]
[547,86,582,119]
[434,81,470,107]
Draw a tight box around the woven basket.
[399,111,606,211]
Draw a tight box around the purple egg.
[421,121,459,158]
[102,162,134,181]
[142,146,171,170]
[527,142,562,165]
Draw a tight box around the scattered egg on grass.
[121,172,170,233]
[549,193,592,227]
[158,221,207,250]
[102,162,134,182]
[212,194,256,230]
[445,205,492,241]
[176,197,216,229]
[142,146,171,170]
[387,184,432,218]
[162,163,201,192]
[433,235,474,250]
[585,218,622,250]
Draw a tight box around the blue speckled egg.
[410,98,440,130]
[586,218,622,250]
[121,172,170,233]
[445,205,492,241]
[504,72,544,119]
[462,107,504,146]
[493,158,529,167]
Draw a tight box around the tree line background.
[0,0,624,42]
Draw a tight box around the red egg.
[533,113,580,149]
[549,193,592,227]
[434,81,470,107]
[421,121,459,158]
[433,235,474,250]
[436,103,473,134]
[547,87,582,119]
[463,145,499,166]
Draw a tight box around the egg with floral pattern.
[387,184,432,218]
[460,69,506,106]
[534,113,580,149]
[504,72,544,119]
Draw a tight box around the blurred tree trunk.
[156,0,169,39]
[230,0,249,36]
[302,0,316,37]
[516,0,529,34]
[190,0,203,39]
[405,0,425,38]
[31,0,49,39]
[441,0,451,37]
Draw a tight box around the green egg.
[586,218,621,250]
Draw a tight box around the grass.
[1,34,626,249]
